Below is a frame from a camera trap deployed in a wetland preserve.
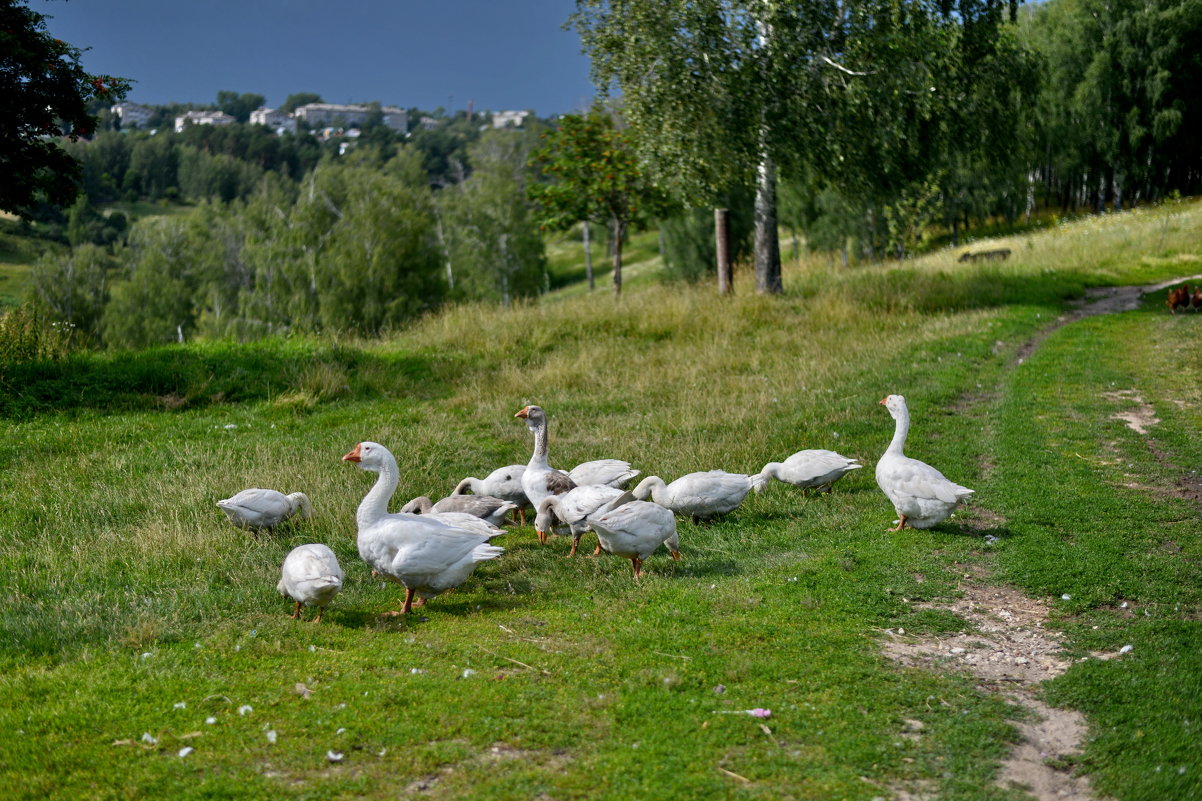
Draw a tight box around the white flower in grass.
[173,702,186,710]
[178,747,193,758]
[205,717,217,725]
[238,705,253,716]
[141,733,157,745]
[327,750,344,763]
[1119,645,1133,654]
[266,730,277,744]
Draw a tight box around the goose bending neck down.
[875,394,974,530]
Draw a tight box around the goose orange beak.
[879,397,888,405]
[515,407,530,419]
[342,443,362,462]
[536,529,547,545]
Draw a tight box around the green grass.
[1,200,1201,800]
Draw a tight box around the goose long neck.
[528,419,550,469]
[357,455,399,528]
[886,406,910,456]
[633,476,666,503]
[760,462,782,480]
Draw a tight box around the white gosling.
[514,405,577,524]
[343,441,504,615]
[876,394,974,530]
[760,449,862,493]
[631,470,770,521]
[217,488,312,531]
[534,484,626,555]
[400,494,518,528]
[587,492,680,580]
[277,544,343,623]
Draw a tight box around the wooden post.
[583,221,594,291]
[715,207,732,295]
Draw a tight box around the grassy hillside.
[0,200,1200,800]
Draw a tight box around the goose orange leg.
[400,587,416,615]
[888,514,908,532]
[290,601,303,619]
[314,606,325,623]
[631,557,643,580]
[568,536,581,557]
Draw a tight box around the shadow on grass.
[0,338,448,418]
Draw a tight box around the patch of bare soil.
[1103,390,1160,435]
[401,742,569,797]
[882,564,1114,801]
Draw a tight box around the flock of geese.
[218,396,974,622]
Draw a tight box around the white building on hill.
[293,103,408,132]
[174,110,235,133]
[112,102,154,129]
[249,106,298,134]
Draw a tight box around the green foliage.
[438,130,548,304]
[29,243,111,346]
[659,187,754,283]
[0,0,129,216]
[528,111,670,293]
[216,90,266,124]
[280,92,323,115]
[0,303,77,363]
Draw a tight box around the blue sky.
[39,0,598,116]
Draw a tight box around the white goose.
[452,465,531,523]
[343,442,504,615]
[217,488,312,531]
[400,494,518,528]
[534,484,626,555]
[277,544,343,623]
[876,394,974,530]
[568,459,640,490]
[760,449,862,493]
[515,405,577,523]
[631,470,770,521]
[587,493,680,580]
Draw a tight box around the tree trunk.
[611,218,624,296]
[715,207,732,295]
[754,154,782,293]
[583,221,594,291]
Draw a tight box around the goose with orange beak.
[875,395,974,530]
[343,441,504,615]
[514,405,576,541]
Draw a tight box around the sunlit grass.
[0,200,1200,799]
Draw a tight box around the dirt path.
[884,566,1112,800]
[881,275,1202,800]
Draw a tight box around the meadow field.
[1,202,1200,801]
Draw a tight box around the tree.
[281,92,324,115]
[216,91,266,124]
[30,243,112,346]
[0,0,129,216]
[527,111,668,295]
[439,130,548,304]
[572,0,1027,276]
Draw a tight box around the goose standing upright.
[631,470,770,522]
[277,544,343,622]
[760,450,862,493]
[343,442,504,615]
[217,488,312,531]
[875,395,974,530]
[515,406,576,527]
